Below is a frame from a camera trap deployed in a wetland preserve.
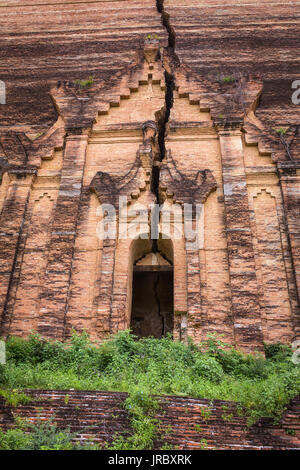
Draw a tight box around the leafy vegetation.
[145,33,159,41]
[0,416,100,450]
[107,389,160,450]
[285,428,296,436]
[0,389,31,407]
[274,127,288,136]
[0,330,299,432]
[75,76,94,88]
[222,76,235,84]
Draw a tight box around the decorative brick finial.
[142,120,157,145]
[144,35,159,67]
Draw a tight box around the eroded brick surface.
[0,1,299,352]
[0,390,299,450]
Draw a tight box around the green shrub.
[107,388,160,450]
[0,417,100,450]
[0,389,31,407]
[0,330,299,435]
[0,427,32,450]
[222,76,235,84]
[274,127,288,136]
[192,356,224,383]
[264,342,292,361]
[215,348,269,379]
[6,332,46,365]
[75,76,94,88]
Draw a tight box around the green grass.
[0,330,299,428]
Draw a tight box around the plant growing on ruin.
[106,389,160,450]
[213,66,236,85]
[64,394,70,405]
[199,438,208,449]
[33,132,43,141]
[222,76,235,84]
[160,442,174,450]
[194,424,203,433]
[0,416,101,450]
[271,126,296,160]
[199,407,212,423]
[221,412,234,422]
[234,74,299,161]
[285,428,296,436]
[274,127,288,136]
[75,76,94,88]
[145,33,159,41]
[0,389,31,407]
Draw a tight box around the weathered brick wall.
[164,0,300,154]
[0,1,299,350]
[0,0,167,133]
[0,390,299,450]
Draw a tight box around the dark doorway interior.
[130,266,174,338]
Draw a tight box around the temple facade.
[0,0,299,352]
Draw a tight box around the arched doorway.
[130,237,174,338]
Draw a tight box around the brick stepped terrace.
[0,390,299,450]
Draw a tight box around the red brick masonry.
[0,390,299,450]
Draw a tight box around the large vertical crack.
[155,0,179,168]
[135,2,178,336]
[151,0,179,255]
[156,0,178,52]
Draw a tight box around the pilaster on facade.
[37,130,90,339]
[216,122,264,351]
[277,160,300,340]
[0,170,36,335]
